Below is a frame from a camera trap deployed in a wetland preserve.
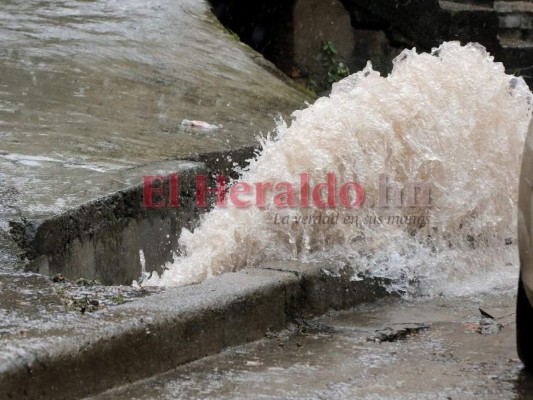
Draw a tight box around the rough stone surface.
[293,0,356,77]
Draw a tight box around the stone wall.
[210,0,533,87]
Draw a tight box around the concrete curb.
[0,263,393,400]
[8,146,258,285]
[0,148,394,400]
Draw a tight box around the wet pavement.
[91,289,533,400]
[0,0,310,284]
[0,0,309,220]
[1,2,531,399]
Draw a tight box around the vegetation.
[321,40,350,88]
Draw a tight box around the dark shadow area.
[209,0,297,74]
[515,368,533,400]
[207,0,405,93]
[207,0,533,89]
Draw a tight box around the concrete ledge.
[7,146,259,286]
[0,264,393,400]
[261,261,394,316]
[8,161,207,285]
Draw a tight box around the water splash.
[146,42,532,296]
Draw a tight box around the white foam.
[146,42,532,297]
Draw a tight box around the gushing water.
[145,42,532,296]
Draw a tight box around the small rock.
[367,324,430,343]
[265,328,278,339]
[52,273,66,283]
[76,278,101,287]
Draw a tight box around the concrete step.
[498,13,533,30]
[495,1,533,13]
[439,0,494,11]
[498,40,533,85]
[499,34,533,53]
[492,1,533,82]
[437,0,502,58]
[495,0,533,44]
[440,0,494,9]
[0,262,393,400]
[495,1,533,69]
[499,27,533,41]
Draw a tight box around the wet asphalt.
[90,289,533,400]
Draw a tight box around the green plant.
[111,295,125,304]
[225,27,240,42]
[322,40,337,58]
[321,40,350,88]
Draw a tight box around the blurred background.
[210,0,533,92]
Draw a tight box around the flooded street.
[92,289,533,400]
[1,1,532,399]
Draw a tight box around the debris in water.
[76,278,101,287]
[245,360,263,366]
[51,273,66,283]
[295,319,336,334]
[476,318,503,335]
[367,323,430,343]
[479,308,495,319]
[50,277,148,314]
[181,119,220,130]
[464,311,504,335]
